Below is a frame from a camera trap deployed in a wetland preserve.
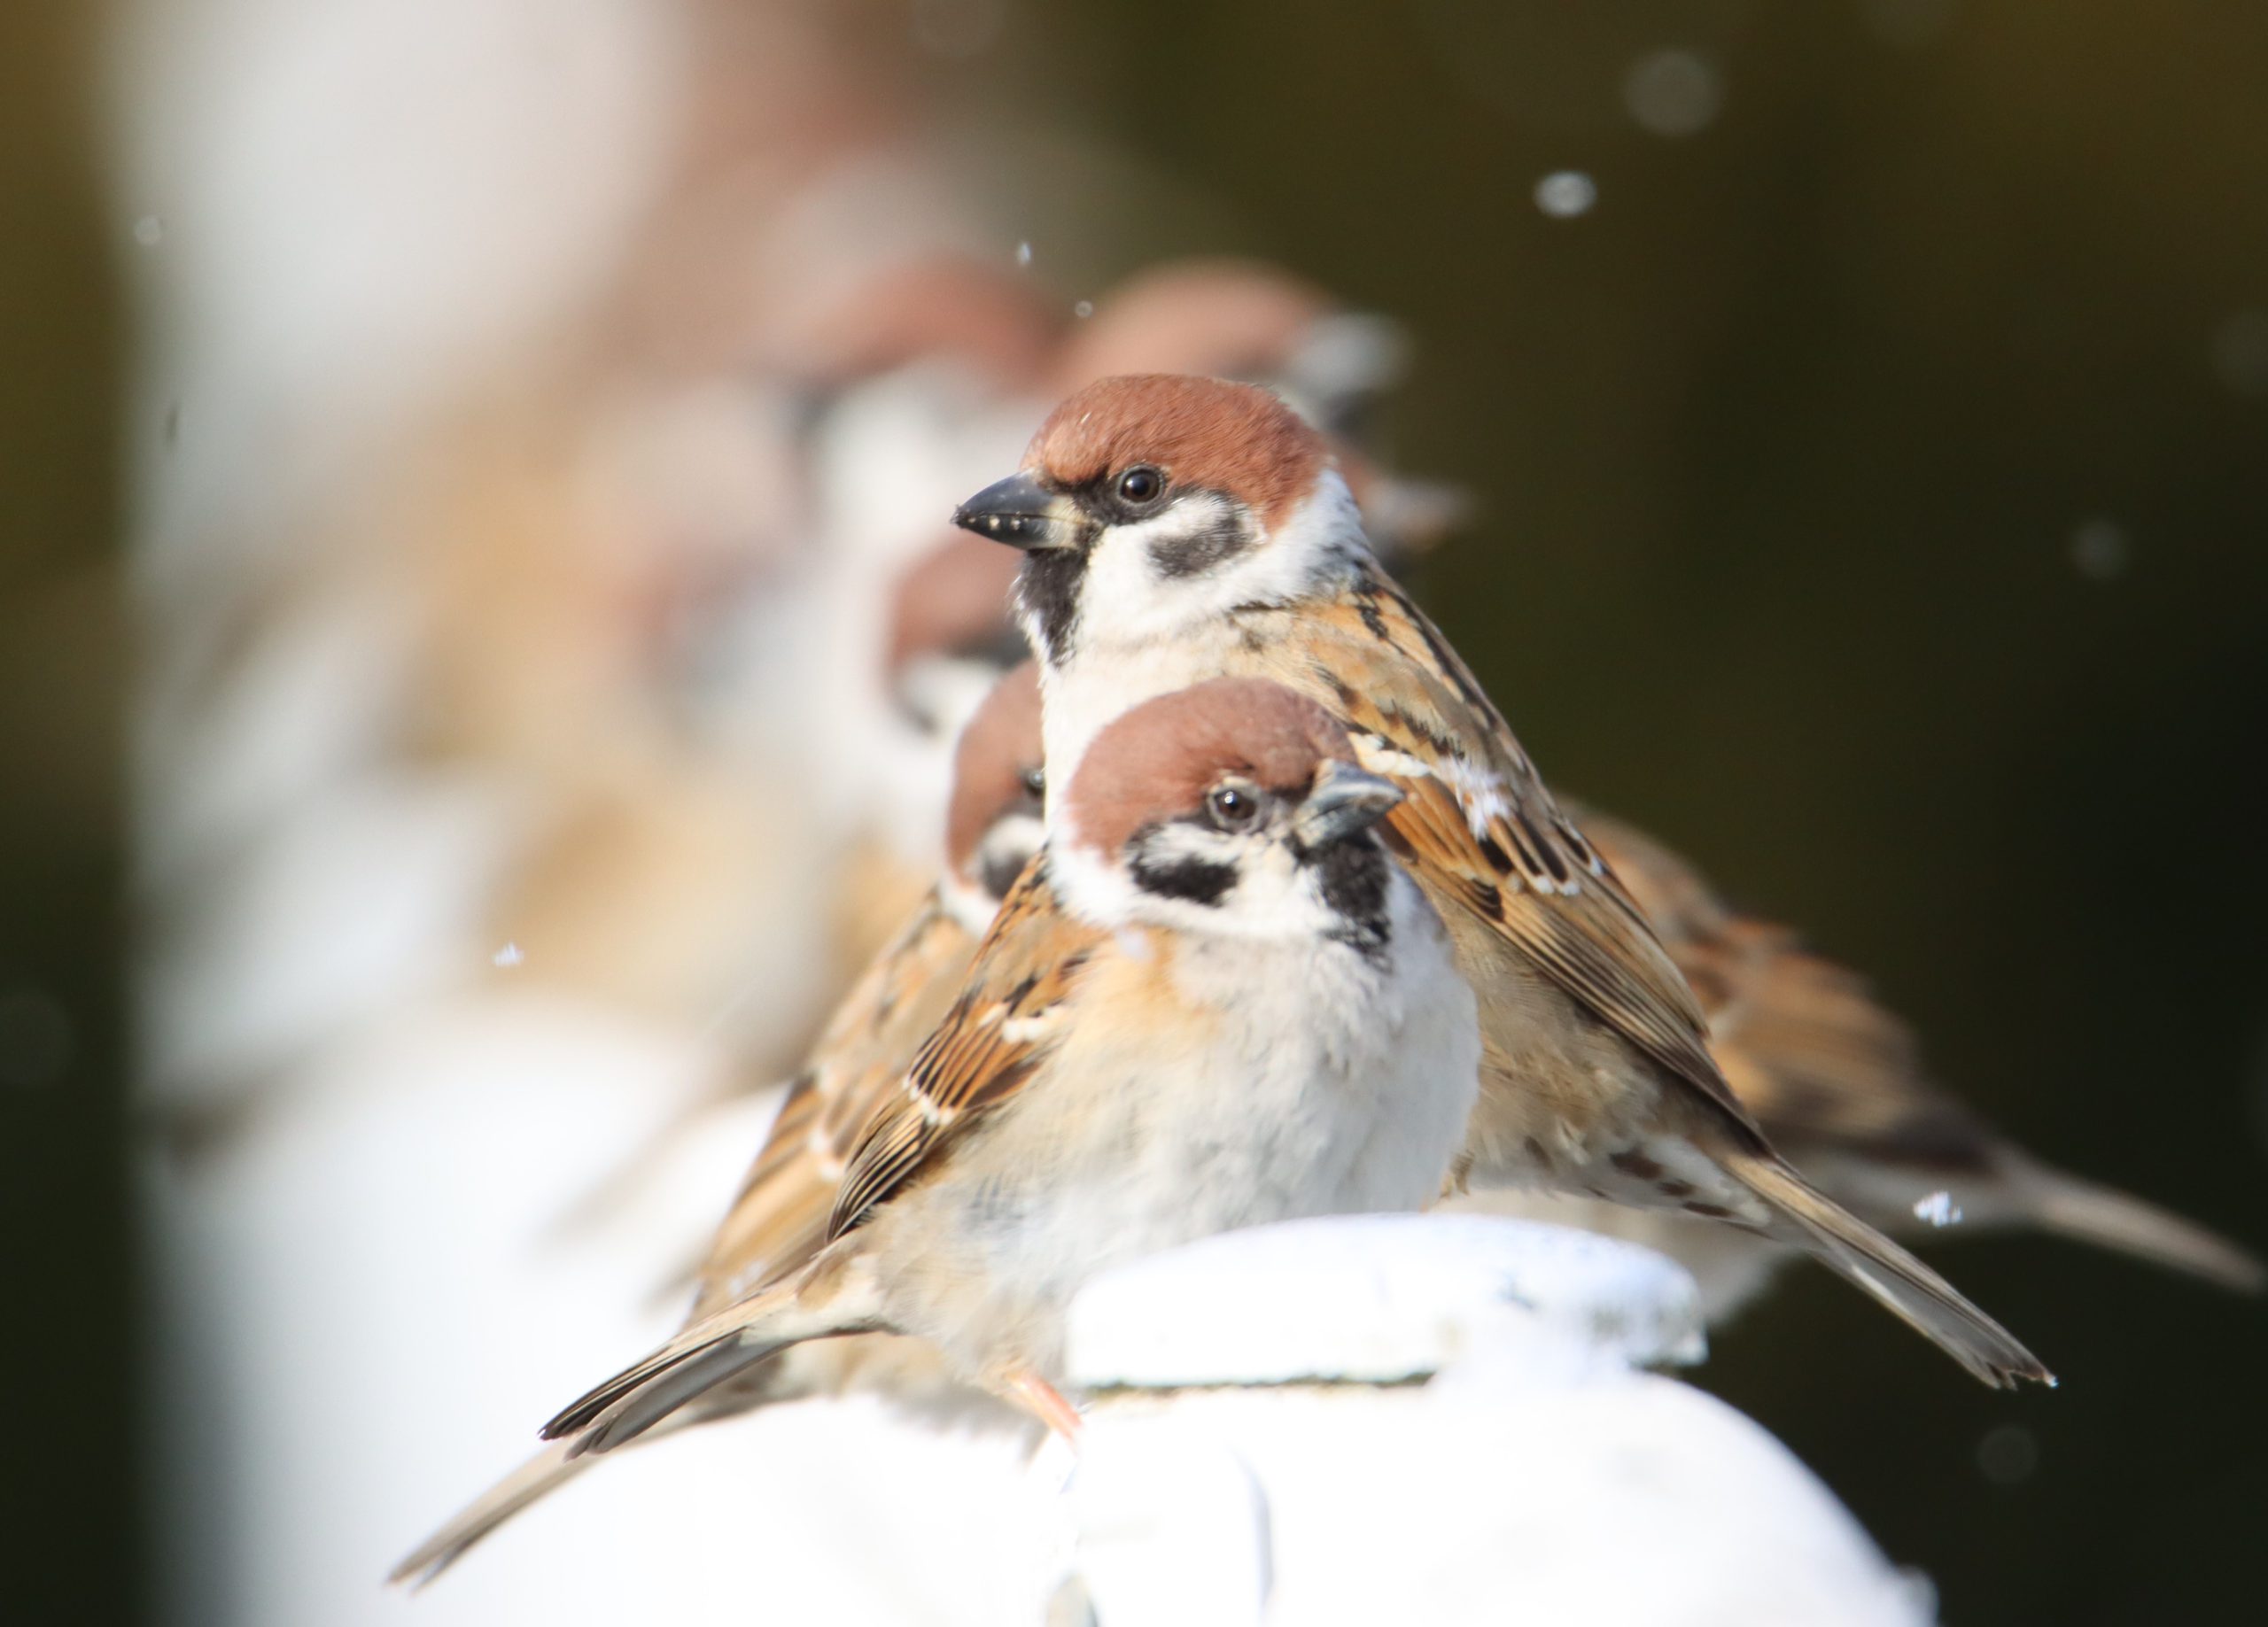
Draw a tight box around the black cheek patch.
[1129,850,1238,907]
[1147,501,1253,579]
[1017,550,1087,662]
[980,842,1037,903]
[1302,837,1394,960]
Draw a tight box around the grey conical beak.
[951,471,1087,552]
[1293,761,1404,848]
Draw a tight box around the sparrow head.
[882,529,1029,748]
[951,374,1371,663]
[1053,677,1404,944]
[1052,260,1404,443]
[944,661,1046,909]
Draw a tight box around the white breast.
[898,873,1480,1377]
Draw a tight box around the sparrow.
[951,371,2052,1388]
[693,658,1048,1313]
[396,674,1476,1581]
[1499,808,2262,1313]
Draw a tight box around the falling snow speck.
[1073,299,1095,319]
[1015,241,1033,267]
[134,215,165,248]
[1624,50,1722,138]
[2070,518,2130,582]
[1912,1190,1963,1228]
[493,942,525,969]
[1534,172,1597,219]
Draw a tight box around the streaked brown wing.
[1286,569,1758,1135]
[1571,806,1991,1167]
[692,888,983,1316]
[827,856,1100,1239]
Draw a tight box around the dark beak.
[952,471,1087,552]
[1293,761,1404,848]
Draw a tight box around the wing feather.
[827,858,1099,1239]
[691,888,983,1315]
[1568,804,1983,1161]
[1295,570,1761,1137]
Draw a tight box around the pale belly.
[874,926,1478,1378]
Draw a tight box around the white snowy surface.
[1057,1215,1934,1627]
[1062,1381,1932,1627]
[1066,1212,1706,1389]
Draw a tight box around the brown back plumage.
[1574,803,2263,1290]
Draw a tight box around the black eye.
[1020,766,1045,799]
[1206,781,1262,833]
[1116,465,1164,506]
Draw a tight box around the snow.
[1534,171,1599,219]
[1059,1214,1936,1627]
[1066,1213,1705,1389]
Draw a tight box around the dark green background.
[6,3,2264,1621]
[2,3,132,1623]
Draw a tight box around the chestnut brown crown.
[944,661,1045,879]
[1064,677,1358,858]
[1025,374,1330,532]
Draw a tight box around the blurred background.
[4,1,2265,1622]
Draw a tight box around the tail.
[1725,1148,2054,1390]
[2010,1158,2265,1292]
[388,1442,593,1588]
[391,1258,883,1586]
[544,1254,883,1457]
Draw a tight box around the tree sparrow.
[951,371,2051,1389]
[397,675,1476,1580]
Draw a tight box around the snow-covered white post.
[1049,1214,1934,1627]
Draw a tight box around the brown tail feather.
[554,1332,773,1457]
[388,1442,592,1588]
[2012,1159,2265,1293]
[1725,1148,2054,1389]
[545,1256,884,1453]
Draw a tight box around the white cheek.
[1076,492,1243,645]
[1075,475,1368,650]
[1045,839,1146,930]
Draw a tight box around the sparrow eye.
[1020,766,1045,799]
[1205,781,1262,833]
[1116,465,1164,507]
